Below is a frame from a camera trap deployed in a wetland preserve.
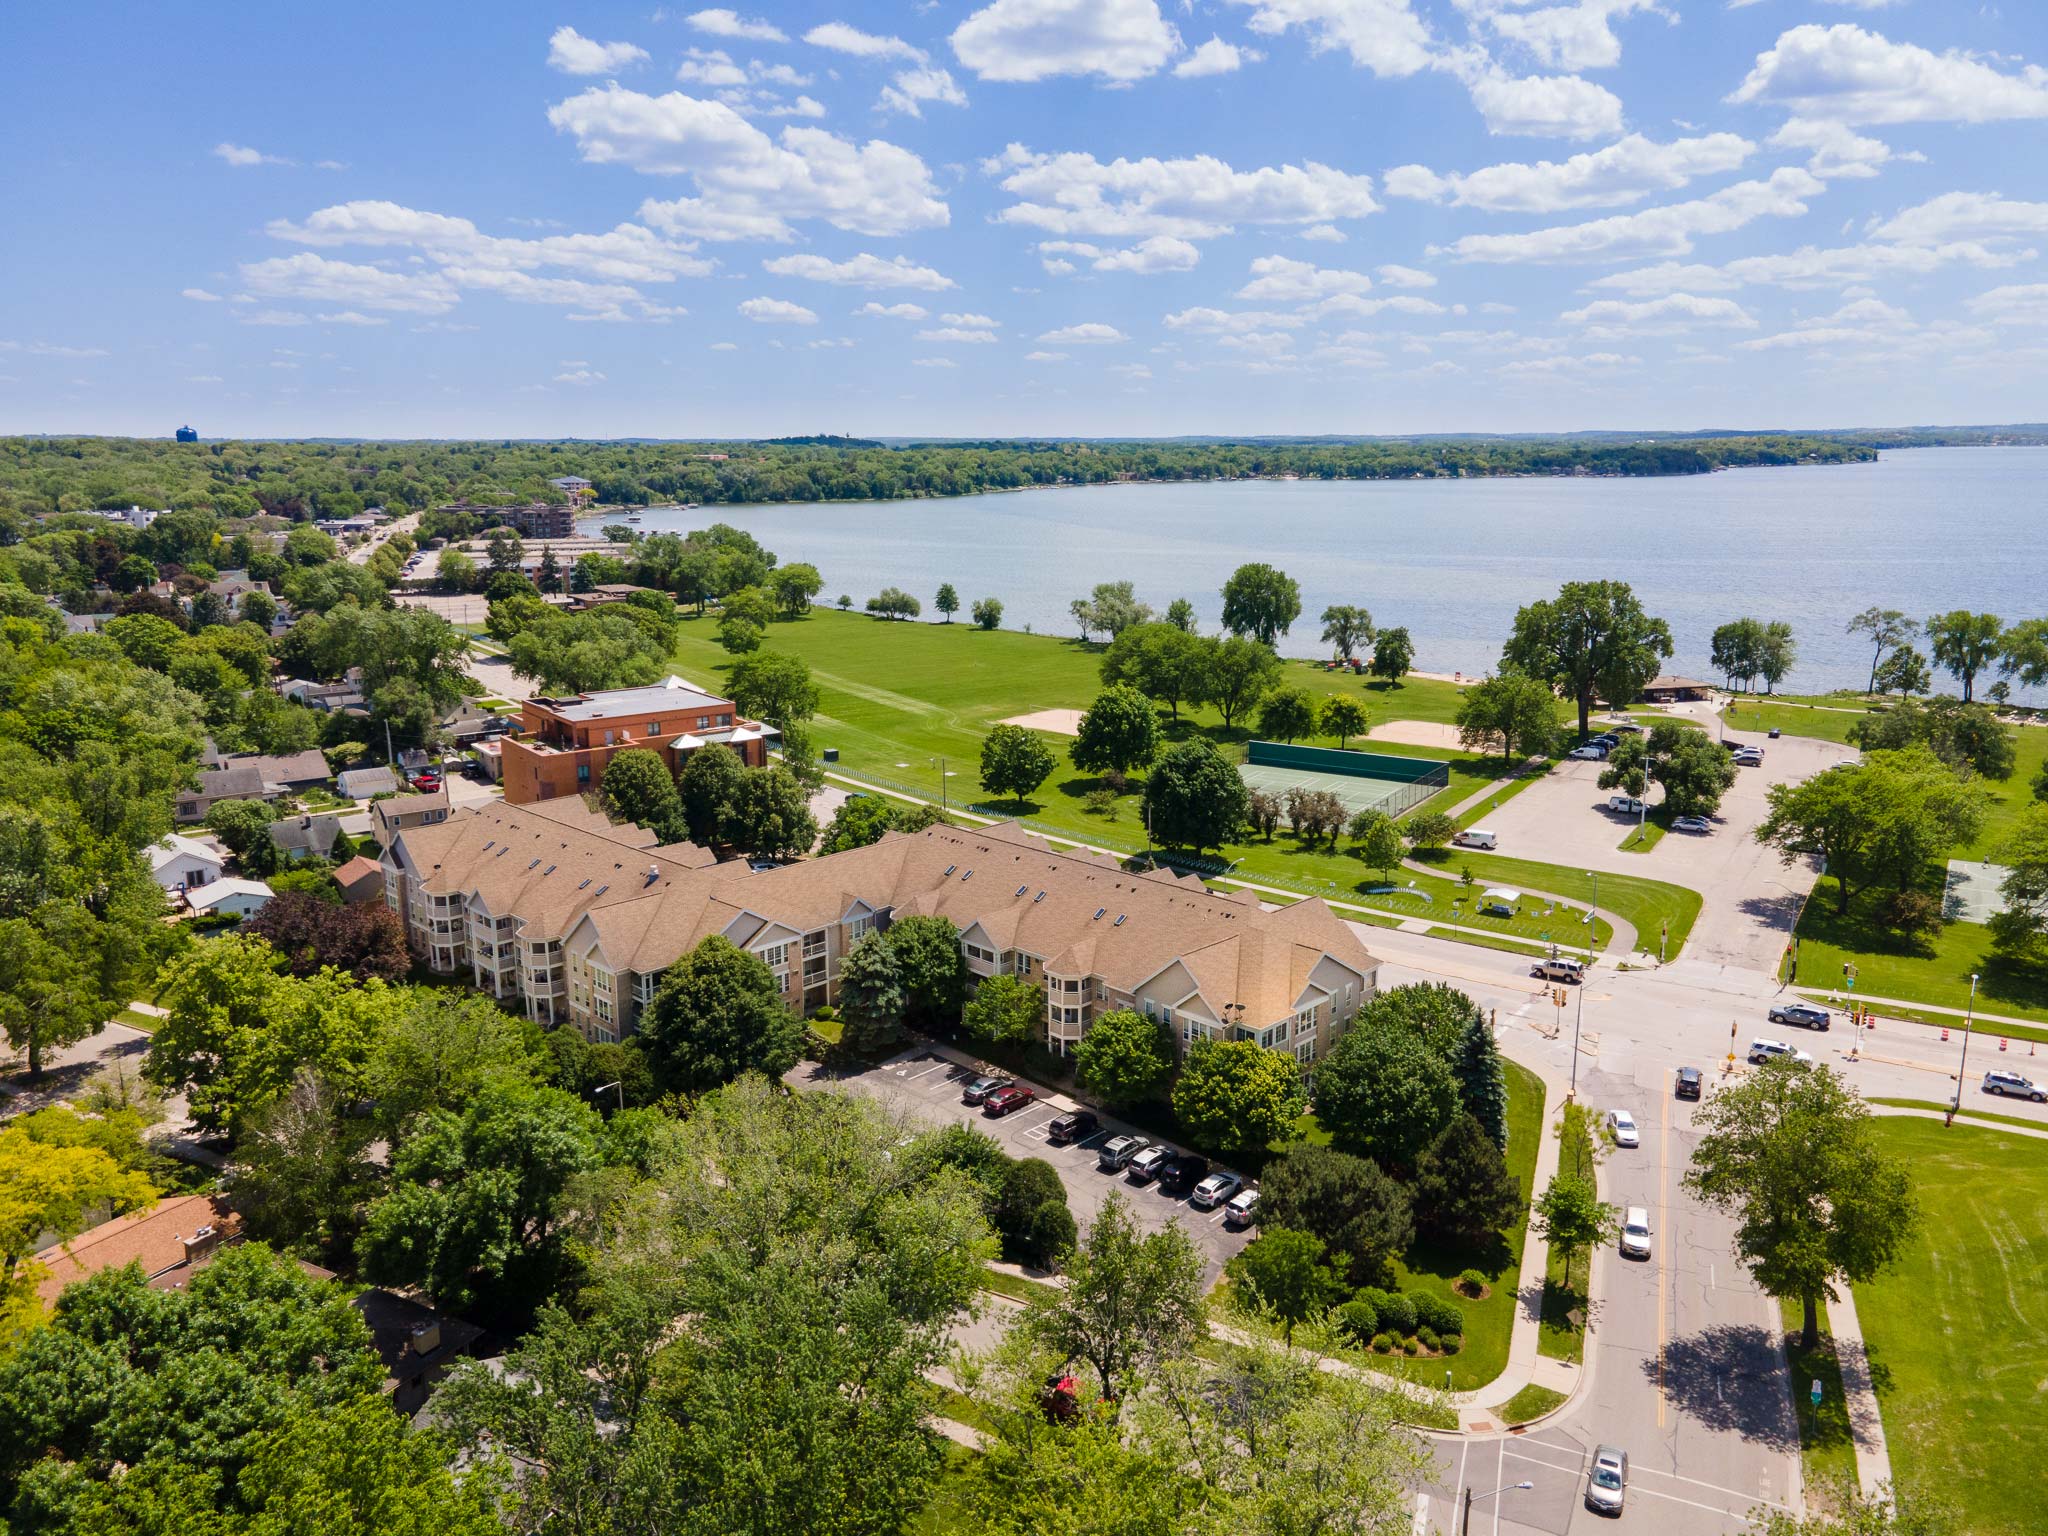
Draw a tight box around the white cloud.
[0,340,111,357]
[1730,24,2048,125]
[1768,117,1918,179]
[675,48,750,87]
[879,67,968,117]
[1376,263,1436,287]
[1384,132,1753,213]
[1965,284,2048,326]
[237,309,313,327]
[1038,321,1129,343]
[708,340,740,350]
[1496,349,1639,378]
[554,368,607,384]
[1464,69,1625,140]
[805,22,926,61]
[182,287,224,302]
[1224,0,1435,79]
[807,337,856,349]
[269,200,713,282]
[1301,223,1347,242]
[911,356,959,367]
[1592,237,2034,294]
[1162,306,1307,333]
[942,311,999,326]
[239,252,458,313]
[1872,191,2048,248]
[1584,261,1739,295]
[739,296,819,322]
[1736,297,1922,351]
[1024,350,1068,361]
[953,0,1181,82]
[1437,167,1824,263]
[1175,36,1259,77]
[548,26,650,75]
[549,86,948,241]
[763,252,955,290]
[1215,331,1294,356]
[917,326,1000,342]
[687,9,788,42]
[316,310,388,325]
[213,142,291,167]
[1108,361,1154,379]
[1560,292,1759,333]
[985,143,1379,239]
[1236,254,1373,302]
[187,374,223,383]
[1092,235,1201,273]
[1481,0,1669,73]
[856,301,930,319]
[1315,293,1447,318]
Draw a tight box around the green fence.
[1246,740,1451,787]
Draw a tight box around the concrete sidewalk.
[1823,1289,1893,1499]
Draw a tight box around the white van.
[1533,957,1586,983]
[1453,828,1498,850]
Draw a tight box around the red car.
[410,772,442,791]
[982,1084,1036,1117]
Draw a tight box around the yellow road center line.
[1657,1071,1672,1430]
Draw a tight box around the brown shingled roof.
[33,1194,238,1305]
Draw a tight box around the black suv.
[1675,1066,1703,1100]
[1159,1154,1210,1197]
[1046,1109,1100,1146]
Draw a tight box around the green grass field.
[1955,723,2048,863]
[1778,1295,1859,1514]
[1417,849,1702,959]
[670,609,1697,952]
[1793,876,2048,1025]
[1538,1103,1598,1364]
[1854,1118,2048,1536]
[1720,698,1871,745]
[1869,1097,2048,1131]
[1493,1382,1567,1426]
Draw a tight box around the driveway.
[1468,723,1854,976]
[799,1047,1254,1283]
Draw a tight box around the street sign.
[1810,1379,1823,1407]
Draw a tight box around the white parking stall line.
[903,1060,953,1081]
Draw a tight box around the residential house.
[32,1194,238,1306]
[501,675,770,806]
[548,474,595,505]
[332,854,387,902]
[439,697,512,745]
[370,787,451,847]
[269,812,344,862]
[185,876,275,918]
[247,748,332,793]
[175,764,269,824]
[338,765,402,799]
[147,833,224,892]
[87,504,167,531]
[351,1288,485,1417]
[279,674,367,712]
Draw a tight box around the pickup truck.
[1607,795,1648,815]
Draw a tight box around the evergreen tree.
[1448,1010,1509,1148]
[838,929,906,1054]
[536,543,562,593]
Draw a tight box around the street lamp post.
[1571,980,1586,1099]
[1461,1480,1534,1535]
[593,1080,625,1113]
[1948,973,1980,1126]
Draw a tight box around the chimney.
[182,1225,223,1262]
[409,1320,442,1356]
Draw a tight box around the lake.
[586,446,2047,698]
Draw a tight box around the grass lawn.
[1493,1383,1567,1426]
[1868,1097,2048,1131]
[1811,997,2048,1048]
[1358,1059,1544,1391]
[978,1266,1062,1306]
[114,1006,161,1033]
[1424,927,1554,959]
[909,1442,980,1536]
[1793,875,2048,1025]
[1538,1102,1598,1364]
[1854,1118,2048,1536]
[1954,723,2048,863]
[1720,698,1871,745]
[1452,771,1549,831]
[1778,1295,1859,1514]
[1417,849,1702,959]
[1617,814,1669,855]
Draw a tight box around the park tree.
[1249,788,1284,840]
[1313,1024,1461,1173]
[1220,562,1302,646]
[1072,580,1152,640]
[1751,1493,1956,1536]
[1849,696,2016,781]
[1226,1228,1343,1340]
[771,560,822,616]
[1368,626,1414,684]
[1875,644,1932,699]
[1456,669,1563,762]
[981,722,1058,805]
[642,934,803,1095]
[434,546,477,591]
[363,990,548,1143]
[357,1082,607,1313]
[1710,617,1767,692]
[867,586,921,620]
[1412,1114,1522,1247]
[1072,1006,1174,1108]
[1757,620,1797,693]
[1756,749,1988,915]
[1684,1060,1917,1348]
[0,906,131,1082]
[1608,720,1738,817]
[719,584,776,631]
[1322,695,1369,748]
[727,649,820,729]
[820,793,949,854]
[1199,634,1284,728]
[1847,608,1918,696]
[1502,579,1674,739]
[1142,739,1250,852]
[1448,1009,1509,1147]
[1998,616,2048,689]
[1255,1144,1413,1285]
[963,972,1046,1045]
[716,611,763,655]
[838,928,907,1054]
[1319,604,1373,662]
[1533,1170,1615,1297]
[723,763,818,860]
[595,745,685,839]
[1360,980,1487,1047]
[994,1158,1075,1269]
[971,596,1003,630]
[1099,621,1208,721]
[1404,808,1457,854]
[677,740,746,845]
[1019,1190,1205,1400]
[1164,596,1197,632]
[1925,610,2003,701]
[1353,809,1407,880]
[1171,1039,1305,1159]
[1989,804,2048,962]
[935,582,960,622]
[1256,685,1321,743]
[1071,683,1163,777]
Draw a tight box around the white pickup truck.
[1607,794,1648,815]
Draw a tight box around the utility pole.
[1461,1481,1533,1534]
[1948,973,1979,1126]
[1571,982,1586,1099]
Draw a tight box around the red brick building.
[501,674,772,805]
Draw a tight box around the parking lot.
[798,1047,1256,1281]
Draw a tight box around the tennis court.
[1238,742,1451,819]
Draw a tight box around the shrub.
[1401,1336,1420,1356]
[1371,1290,1417,1337]
[1457,1268,1489,1297]
[1024,1201,1078,1270]
[1880,888,1945,935]
[1336,1296,1379,1342]
[1416,1325,1439,1351]
[1413,1293,1466,1337]
[1441,1332,1463,1356]
[1370,1334,1393,1354]
[1083,787,1118,817]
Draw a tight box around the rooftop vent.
[1114,914,1127,926]
[1015,884,1028,896]
[961,869,973,881]
[527,858,541,869]
[577,878,591,890]
[646,864,659,886]
[1034,891,1046,903]
[944,864,956,877]
[1093,907,1106,920]
[594,884,609,896]
[543,864,557,876]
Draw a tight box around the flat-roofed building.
[501,674,771,805]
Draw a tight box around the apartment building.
[500,674,771,806]
[386,805,1379,1059]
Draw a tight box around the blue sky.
[7,0,2048,438]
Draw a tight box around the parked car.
[1607,1109,1640,1148]
[1568,744,1608,760]
[1190,1170,1243,1210]
[1611,722,1643,734]
[1046,1108,1100,1145]
[1983,1069,2047,1102]
[1768,1003,1832,1031]
[961,1074,1012,1106]
[1593,733,1619,748]
[1452,828,1498,849]
[1607,795,1648,815]
[1126,1145,1173,1184]
[1671,815,1712,834]
[1675,1065,1703,1100]
[1732,746,1764,766]
[1619,1207,1652,1260]
[982,1084,1036,1117]
[1223,1187,1260,1228]
[1097,1133,1150,1172]
[1585,1445,1630,1515]
[1159,1154,1210,1196]
[409,772,441,791]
